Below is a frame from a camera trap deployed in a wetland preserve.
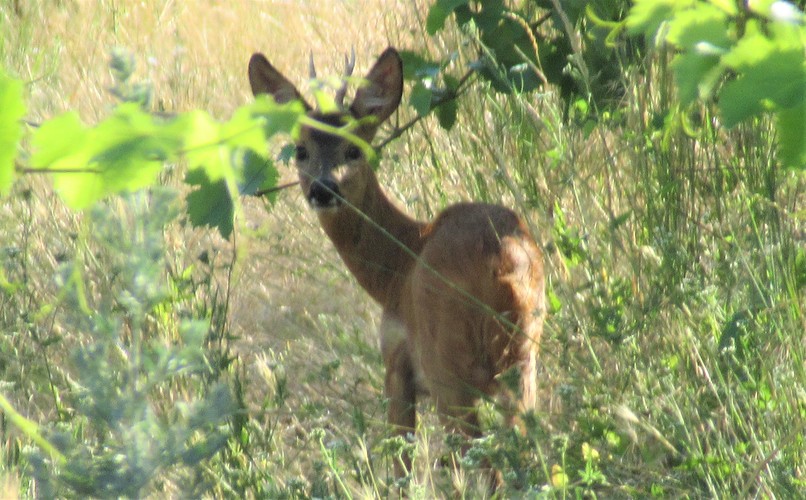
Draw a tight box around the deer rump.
[382,202,543,429]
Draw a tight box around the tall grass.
[2,0,804,497]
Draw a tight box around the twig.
[253,181,299,197]
[16,162,101,174]
[377,68,476,150]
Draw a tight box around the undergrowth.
[1,1,803,498]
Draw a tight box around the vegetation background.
[0,0,803,497]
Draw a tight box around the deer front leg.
[380,315,416,480]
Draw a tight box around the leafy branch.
[627,0,806,169]
[0,69,305,237]
[378,67,475,149]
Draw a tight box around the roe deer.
[248,47,545,485]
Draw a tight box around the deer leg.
[385,349,416,479]
[381,315,416,479]
[499,346,537,431]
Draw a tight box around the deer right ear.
[350,47,403,123]
[248,53,310,108]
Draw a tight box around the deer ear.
[248,53,310,108]
[350,47,403,123]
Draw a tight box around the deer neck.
[316,171,426,309]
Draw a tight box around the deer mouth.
[307,178,342,209]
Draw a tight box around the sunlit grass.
[1,0,804,497]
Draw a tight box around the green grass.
[2,0,804,498]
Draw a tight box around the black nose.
[308,178,341,207]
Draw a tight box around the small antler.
[335,47,356,108]
[308,51,317,79]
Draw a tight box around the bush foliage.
[0,0,803,497]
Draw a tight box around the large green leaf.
[31,112,91,170]
[250,97,305,138]
[436,98,458,130]
[436,73,459,130]
[426,0,468,35]
[89,104,181,193]
[31,112,98,208]
[0,72,26,196]
[52,171,107,209]
[180,110,227,181]
[719,33,805,126]
[665,3,730,50]
[671,53,722,104]
[32,104,183,208]
[237,149,279,200]
[185,169,234,239]
[221,106,267,156]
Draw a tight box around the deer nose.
[308,178,341,208]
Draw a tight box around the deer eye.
[295,145,309,161]
[345,145,362,161]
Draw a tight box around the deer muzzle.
[307,177,341,209]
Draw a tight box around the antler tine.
[345,46,356,77]
[308,50,317,79]
[335,47,356,107]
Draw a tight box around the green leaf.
[671,53,722,104]
[436,98,457,130]
[185,170,234,239]
[776,102,806,169]
[250,98,305,138]
[178,110,224,180]
[52,171,107,209]
[719,33,806,126]
[627,0,692,40]
[221,106,267,162]
[31,112,91,170]
[181,103,287,189]
[311,88,340,115]
[435,74,459,130]
[89,104,177,193]
[718,79,766,126]
[277,143,295,164]
[426,0,467,35]
[409,81,433,117]
[236,149,279,200]
[31,112,100,208]
[0,72,26,196]
[398,51,441,80]
[665,3,731,50]
[33,104,183,208]
[548,288,562,314]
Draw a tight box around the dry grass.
[2,0,476,495]
[3,1,426,367]
[2,0,804,498]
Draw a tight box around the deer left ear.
[248,53,311,109]
[350,47,403,123]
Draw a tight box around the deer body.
[248,47,545,481]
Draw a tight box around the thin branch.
[377,68,476,150]
[16,162,101,174]
[253,180,299,197]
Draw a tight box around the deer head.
[248,48,403,210]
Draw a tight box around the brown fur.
[248,47,545,485]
